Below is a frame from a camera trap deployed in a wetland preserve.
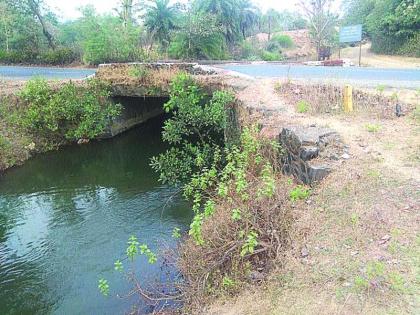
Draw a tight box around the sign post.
[339,24,363,66]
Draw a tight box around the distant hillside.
[247,29,316,61]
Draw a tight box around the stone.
[279,125,342,185]
[77,138,90,145]
[308,164,331,183]
[300,146,319,161]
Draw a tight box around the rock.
[25,142,36,151]
[249,270,265,282]
[379,235,391,245]
[301,247,309,258]
[77,138,90,145]
[308,164,331,183]
[279,125,342,185]
[300,146,319,161]
[341,153,350,160]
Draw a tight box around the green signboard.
[339,25,362,43]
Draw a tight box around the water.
[0,117,191,315]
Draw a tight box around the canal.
[0,116,191,314]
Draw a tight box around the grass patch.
[365,123,382,133]
[296,100,310,113]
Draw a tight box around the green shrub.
[38,48,78,65]
[261,50,283,61]
[270,34,294,49]
[365,123,381,133]
[289,185,310,201]
[18,78,121,140]
[296,100,310,113]
[150,73,235,185]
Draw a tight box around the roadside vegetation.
[0,0,417,65]
[342,0,419,57]
[0,78,120,171]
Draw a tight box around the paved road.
[218,64,420,89]
[0,66,96,80]
[1,65,419,89]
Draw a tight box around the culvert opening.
[105,96,170,138]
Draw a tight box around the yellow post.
[343,84,353,112]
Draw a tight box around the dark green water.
[0,117,191,315]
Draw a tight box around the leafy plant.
[365,123,381,133]
[172,227,181,239]
[18,78,121,140]
[296,100,310,113]
[240,231,259,257]
[289,185,310,201]
[150,73,235,185]
[231,208,242,221]
[98,278,110,296]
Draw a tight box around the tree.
[262,9,281,40]
[115,0,141,27]
[0,1,14,51]
[299,0,337,60]
[238,0,260,40]
[143,0,178,50]
[169,12,225,60]
[26,0,56,49]
[194,0,240,45]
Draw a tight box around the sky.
[45,0,308,21]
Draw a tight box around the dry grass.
[204,80,419,315]
[275,81,416,118]
[95,64,182,96]
[177,133,300,313]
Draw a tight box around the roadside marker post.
[344,85,353,113]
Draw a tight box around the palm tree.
[143,0,177,50]
[238,0,260,40]
[115,0,140,28]
[194,0,240,45]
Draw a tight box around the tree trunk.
[28,0,55,49]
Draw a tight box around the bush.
[150,73,235,185]
[0,48,79,65]
[18,78,121,140]
[397,32,420,57]
[178,127,292,309]
[38,48,78,65]
[296,100,310,113]
[271,34,294,48]
[261,50,283,61]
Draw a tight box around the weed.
[350,213,359,227]
[172,227,181,239]
[231,208,242,221]
[222,276,235,288]
[296,100,310,113]
[365,123,381,133]
[367,169,381,178]
[241,231,259,257]
[388,272,406,293]
[128,65,150,78]
[354,275,369,291]
[376,85,386,94]
[289,185,310,201]
[98,279,110,296]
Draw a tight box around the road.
[218,64,420,89]
[1,65,419,89]
[0,66,96,80]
